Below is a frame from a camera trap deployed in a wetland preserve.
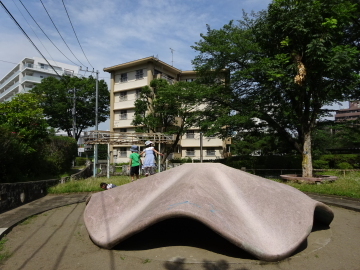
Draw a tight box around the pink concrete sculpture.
[84,163,334,261]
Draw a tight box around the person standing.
[129,145,142,181]
[141,141,163,176]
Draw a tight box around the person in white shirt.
[100,182,117,190]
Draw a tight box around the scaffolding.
[83,130,175,145]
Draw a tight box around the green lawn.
[48,170,360,199]
[270,170,360,199]
[47,175,132,194]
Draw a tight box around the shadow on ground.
[114,217,257,260]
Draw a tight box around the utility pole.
[72,87,76,140]
[80,67,99,177]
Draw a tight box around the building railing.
[0,70,20,88]
[0,82,20,99]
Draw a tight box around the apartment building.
[335,101,360,122]
[103,56,231,163]
[0,57,79,102]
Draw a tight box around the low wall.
[0,165,93,214]
[0,179,60,214]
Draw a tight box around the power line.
[19,0,80,67]
[12,0,59,67]
[0,59,17,65]
[0,1,61,77]
[39,0,86,67]
[62,0,93,69]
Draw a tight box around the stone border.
[280,174,338,184]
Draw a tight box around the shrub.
[313,160,330,169]
[43,136,77,174]
[75,157,88,166]
[337,162,353,169]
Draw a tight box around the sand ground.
[0,203,359,270]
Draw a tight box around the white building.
[103,56,231,163]
[0,57,80,102]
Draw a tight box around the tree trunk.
[302,132,313,177]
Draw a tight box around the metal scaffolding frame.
[83,131,175,145]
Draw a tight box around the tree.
[0,93,49,153]
[0,93,50,181]
[192,0,360,177]
[132,78,202,161]
[31,75,110,141]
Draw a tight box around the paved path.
[0,192,359,270]
[1,192,359,238]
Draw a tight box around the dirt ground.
[0,203,359,270]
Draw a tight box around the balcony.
[22,76,42,83]
[0,83,20,99]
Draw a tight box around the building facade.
[104,56,231,163]
[0,57,79,102]
[335,101,360,122]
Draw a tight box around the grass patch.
[48,170,360,199]
[47,175,132,194]
[0,237,11,262]
[20,215,38,225]
[270,170,360,199]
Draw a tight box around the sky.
[0,0,344,130]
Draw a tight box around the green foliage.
[313,160,330,169]
[221,155,302,170]
[312,120,360,157]
[0,93,49,154]
[132,79,204,159]
[31,75,110,141]
[75,157,88,166]
[0,127,27,182]
[315,154,360,169]
[43,136,78,175]
[192,0,360,177]
[337,162,353,169]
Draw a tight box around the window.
[119,91,127,101]
[186,148,195,156]
[186,130,195,139]
[135,89,141,99]
[185,78,194,82]
[40,63,45,69]
[136,69,144,80]
[120,128,127,132]
[120,147,127,157]
[120,110,127,120]
[206,149,216,156]
[120,73,127,82]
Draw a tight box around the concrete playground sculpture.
[84,163,334,262]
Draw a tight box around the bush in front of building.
[42,136,78,175]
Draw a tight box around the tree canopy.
[0,93,49,153]
[132,78,202,160]
[31,75,110,141]
[192,0,360,177]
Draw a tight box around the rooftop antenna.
[170,48,175,66]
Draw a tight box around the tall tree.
[0,93,50,181]
[192,0,360,177]
[132,78,202,161]
[31,75,110,141]
[0,93,49,153]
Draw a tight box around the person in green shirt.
[129,145,142,182]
